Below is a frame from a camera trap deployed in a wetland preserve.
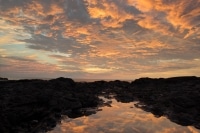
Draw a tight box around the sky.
[0,0,200,80]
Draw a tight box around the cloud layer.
[0,0,200,79]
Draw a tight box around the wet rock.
[1,76,200,132]
[132,76,200,129]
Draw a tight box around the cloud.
[0,55,59,78]
[0,55,90,79]
[0,0,200,79]
[0,19,29,45]
[64,0,90,23]
[125,0,200,43]
[86,0,140,28]
[82,66,113,74]
[137,13,175,35]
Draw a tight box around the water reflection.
[49,97,200,133]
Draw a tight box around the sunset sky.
[0,0,200,79]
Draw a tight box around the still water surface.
[49,97,200,133]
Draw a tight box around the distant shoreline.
[1,76,199,82]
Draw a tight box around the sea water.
[48,96,200,133]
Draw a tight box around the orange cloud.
[87,0,133,28]
[48,4,64,15]
[137,15,174,35]
[0,0,200,79]
[129,0,200,38]
[187,126,200,133]
[24,1,45,17]
[127,0,154,12]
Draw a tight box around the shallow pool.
[49,97,200,133]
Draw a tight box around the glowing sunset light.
[0,0,200,79]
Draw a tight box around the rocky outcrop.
[0,78,100,133]
[131,76,200,129]
[0,76,200,132]
[0,77,8,81]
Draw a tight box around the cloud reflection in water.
[49,98,199,133]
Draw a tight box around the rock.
[0,77,8,80]
[49,77,75,87]
[1,76,200,132]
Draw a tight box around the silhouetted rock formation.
[0,78,100,133]
[131,76,200,129]
[0,76,200,132]
[0,77,8,81]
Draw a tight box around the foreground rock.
[0,78,100,133]
[130,76,200,129]
[0,76,200,132]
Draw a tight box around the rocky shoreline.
[0,76,200,132]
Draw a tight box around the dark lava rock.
[0,77,100,133]
[49,77,75,87]
[0,76,200,132]
[0,77,8,81]
[132,76,200,129]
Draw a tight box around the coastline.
[0,76,200,132]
